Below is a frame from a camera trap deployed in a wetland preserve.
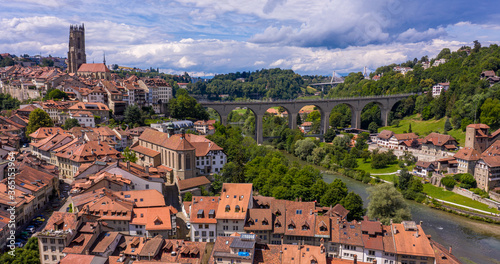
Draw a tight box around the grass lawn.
[232,108,247,115]
[356,158,400,174]
[423,183,500,214]
[378,114,466,145]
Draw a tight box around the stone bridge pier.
[201,94,411,144]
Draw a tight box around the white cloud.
[397,27,447,43]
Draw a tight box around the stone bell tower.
[67,24,86,74]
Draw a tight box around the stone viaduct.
[201,94,413,144]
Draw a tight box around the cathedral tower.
[67,24,86,73]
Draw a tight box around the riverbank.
[279,149,500,222]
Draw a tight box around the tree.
[368,122,378,133]
[26,108,54,137]
[124,105,144,125]
[45,89,69,100]
[41,57,54,67]
[444,117,452,133]
[122,147,138,163]
[480,98,500,128]
[169,89,208,120]
[367,183,411,225]
[440,176,456,188]
[408,123,412,133]
[473,40,481,53]
[397,168,412,190]
[0,236,39,264]
[324,128,336,142]
[341,154,358,169]
[294,139,316,160]
[320,179,348,206]
[184,192,193,201]
[63,118,80,130]
[340,192,365,221]
[460,173,476,188]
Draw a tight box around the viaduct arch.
[201,94,413,144]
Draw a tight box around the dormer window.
[262,218,269,225]
[275,221,281,228]
[275,209,281,216]
[225,205,230,212]
[235,205,240,212]
[320,225,327,232]
[302,225,309,230]
[288,224,295,230]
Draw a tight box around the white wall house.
[70,111,95,127]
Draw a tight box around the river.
[281,151,500,264]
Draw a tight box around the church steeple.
[103,52,106,66]
[68,23,86,73]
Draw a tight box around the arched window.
[235,205,240,212]
[178,153,182,169]
[225,205,230,212]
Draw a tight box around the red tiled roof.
[190,196,219,224]
[377,130,394,140]
[178,176,210,191]
[78,63,110,73]
[454,147,480,161]
[131,145,160,157]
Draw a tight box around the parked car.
[26,226,36,233]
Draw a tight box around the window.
[202,231,207,237]
[369,250,375,255]
[145,184,149,189]
[210,231,214,237]
[52,255,57,261]
[194,231,199,236]
[199,224,203,229]
[51,246,56,252]
[44,255,49,260]
[43,246,48,251]
[296,209,302,214]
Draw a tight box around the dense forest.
[187,68,328,100]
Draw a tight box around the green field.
[232,108,247,115]
[356,158,400,174]
[423,183,499,214]
[378,114,466,145]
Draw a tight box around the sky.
[1,0,500,76]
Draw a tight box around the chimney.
[310,209,313,215]
[127,161,130,171]
[353,254,357,264]
[449,246,452,254]
[419,220,423,226]
[415,227,419,238]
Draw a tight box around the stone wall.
[452,187,500,210]
[489,191,500,203]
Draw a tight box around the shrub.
[440,176,456,188]
[362,175,371,184]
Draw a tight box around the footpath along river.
[281,151,500,264]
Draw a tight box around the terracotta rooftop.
[190,196,219,224]
[113,189,166,207]
[43,211,78,232]
[392,222,434,258]
[90,231,121,254]
[454,147,481,161]
[422,133,456,147]
[284,200,316,237]
[131,207,177,231]
[178,176,210,191]
[377,130,395,140]
[78,63,110,73]
[131,144,161,157]
[245,208,273,231]
[59,254,107,264]
[216,183,253,220]
[282,244,327,264]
